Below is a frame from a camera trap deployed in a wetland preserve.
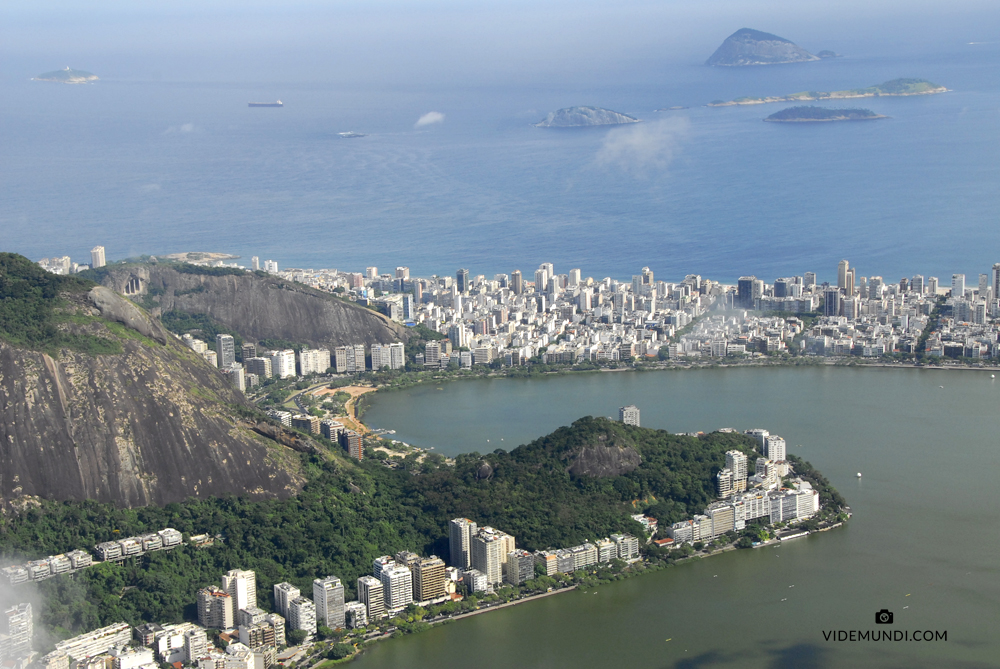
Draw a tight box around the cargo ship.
[248,101,283,107]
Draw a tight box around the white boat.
[857,472,862,478]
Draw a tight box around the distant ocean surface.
[2,43,999,283]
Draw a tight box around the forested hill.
[0,417,765,640]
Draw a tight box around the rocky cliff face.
[706,28,819,66]
[564,431,641,478]
[97,265,409,349]
[0,285,305,507]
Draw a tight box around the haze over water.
[3,1,1000,283]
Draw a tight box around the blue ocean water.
[2,42,999,283]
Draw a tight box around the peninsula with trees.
[708,78,946,107]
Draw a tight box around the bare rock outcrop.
[97,265,408,349]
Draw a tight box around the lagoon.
[358,367,1000,667]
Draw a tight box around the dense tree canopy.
[0,418,767,645]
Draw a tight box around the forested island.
[765,106,886,123]
[709,78,946,107]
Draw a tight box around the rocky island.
[709,78,947,107]
[765,106,886,123]
[33,67,99,84]
[534,106,639,128]
[706,28,820,66]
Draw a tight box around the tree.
[327,643,353,660]
[286,629,308,646]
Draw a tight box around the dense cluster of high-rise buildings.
[259,258,1000,366]
[179,334,406,394]
[448,518,642,593]
[32,245,1000,364]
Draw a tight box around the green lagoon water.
[359,367,1000,668]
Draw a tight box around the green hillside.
[0,417,830,641]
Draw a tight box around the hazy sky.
[4,1,1000,85]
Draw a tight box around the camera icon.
[875,609,893,625]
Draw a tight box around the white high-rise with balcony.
[222,569,257,620]
[379,564,413,614]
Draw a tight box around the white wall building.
[270,350,296,379]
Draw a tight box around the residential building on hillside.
[379,563,413,615]
[504,550,534,586]
[448,518,477,569]
[269,350,296,379]
[1,603,32,661]
[216,335,235,369]
[356,576,384,621]
[412,556,446,602]
[312,577,345,630]
[619,405,640,426]
[471,527,515,586]
[197,587,233,630]
[222,570,257,620]
[287,597,316,637]
[272,583,299,618]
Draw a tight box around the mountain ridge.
[85,263,410,350]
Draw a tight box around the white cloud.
[164,123,197,134]
[415,111,445,127]
[594,117,690,175]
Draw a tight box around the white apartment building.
[269,350,296,379]
[764,436,786,462]
[379,564,413,614]
[471,527,515,586]
[287,597,316,636]
[222,570,257,620]
[619,405,640,426]
[272,582,299,618]
[297,348,331,375]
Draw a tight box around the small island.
[706,28,820,66]
[33,67,98,84]
[534,106,639,128]
[765,106,886,123]
[709,78,947,107]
